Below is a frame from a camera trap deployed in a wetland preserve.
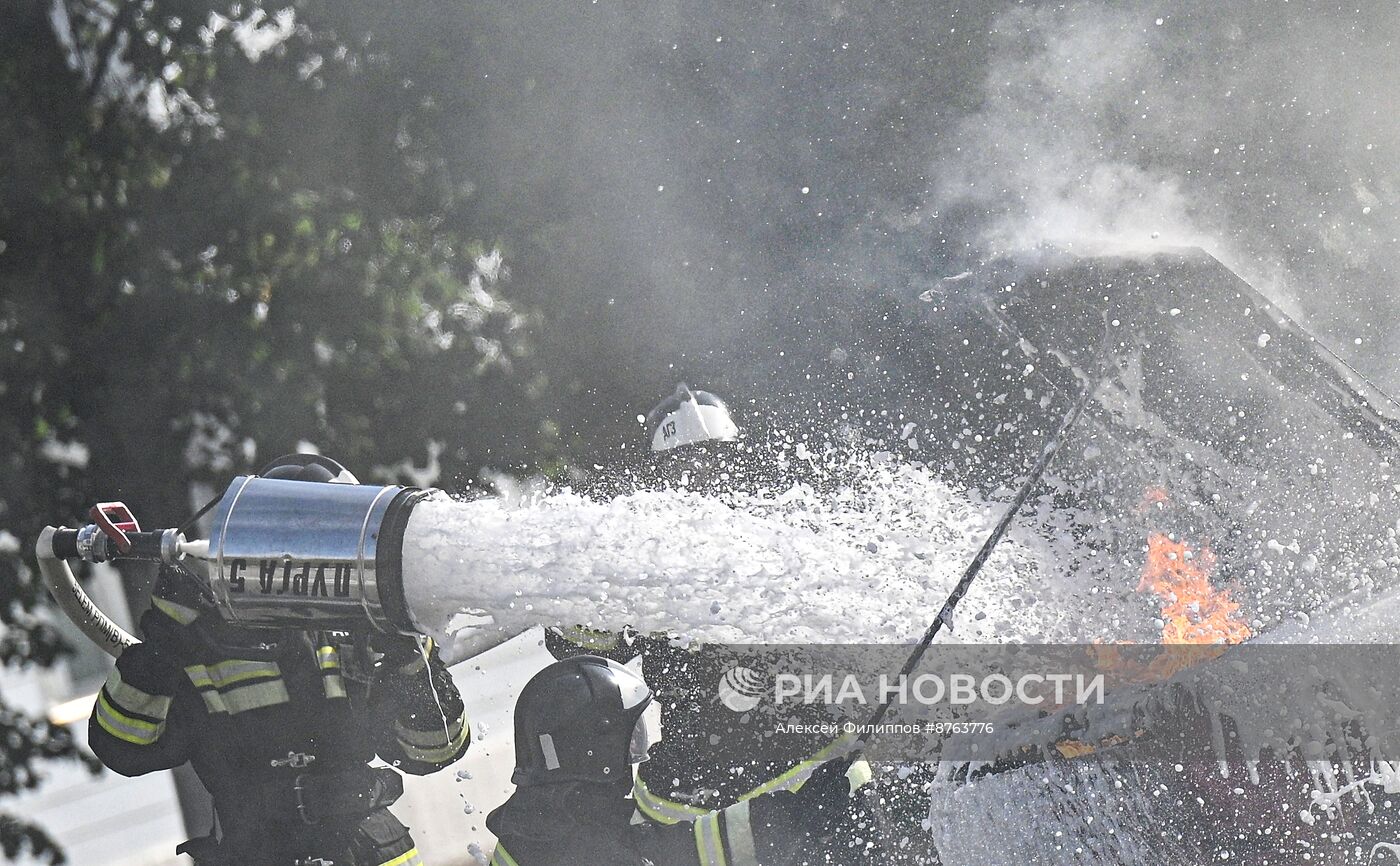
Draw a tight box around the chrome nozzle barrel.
[40,476,437,655]
[205,476,429,633]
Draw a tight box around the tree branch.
[84,0,139,103]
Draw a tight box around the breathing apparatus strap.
[254,765,405,825]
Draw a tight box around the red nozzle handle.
[90,502,141,554]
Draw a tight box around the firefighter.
[549,386,866,832]
[88,454,471,866]
[487,655,874,866]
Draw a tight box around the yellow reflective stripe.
[207,659,281,687]
[194,679,290,715]
[398,716,470,764]
[185,660,289,715]
[491,844,520,866]
[219,679,290,714]
[387,638,434,675]
[151,596,199,625]
[197,690,226,714]
[741,734,855,799]
[740,759,818,799]
[561,626,620,651]
[632,774,708,824]
[633,795,681,824]
[846,758,874,792]
[723,800,759,866]
[188,668,278,688]
[318,646,341,670]
[104,671,172,720]
[95,692,162,745]
[396,716,465,748]
[318,644,346,698]
[634,737,857,823]
[375,848,422,866]
[693,812,727,866]
[184,660,282,691]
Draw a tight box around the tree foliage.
[0,1,536,858]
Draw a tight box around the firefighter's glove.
[374,633,436,675]
[794,758,857,809]
[789,757,878,833]
[138,598,214,667]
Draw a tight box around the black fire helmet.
[512,655,656,786]
[259,453,359,484]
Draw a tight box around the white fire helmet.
[645,383,739,453]
[629,699,662,765]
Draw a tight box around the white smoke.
[932,5,1215,257]
[925,1,1400,372]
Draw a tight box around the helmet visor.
[628,702,662,764]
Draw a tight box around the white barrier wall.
[391,628,557,866]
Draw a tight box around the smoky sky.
[456,0,1400,405]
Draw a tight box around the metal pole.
[857,377,1098,739]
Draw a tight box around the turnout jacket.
[486,775,851,866]
[89,571,470,865]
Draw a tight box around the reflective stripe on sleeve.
[741,733,857,799]
[104,670,172,721]
[394,638,434,675]
[375,847,423,866]
[634,734,859,827]
[183,665,211,689]
[693,812,728,866]
[396,716,470,764]
[95,692,163,746]
[846,758,874,792]
[491,844,521,866]
[740,758,819,799]
[395,716,466,748]
[151,596,199,625]
[632,774,709,825]
[722,800,760,866]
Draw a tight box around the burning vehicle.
[910,248,1400,866]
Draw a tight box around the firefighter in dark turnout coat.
[88,456,470,865]
[487,656,874,866]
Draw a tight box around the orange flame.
[1071,528,1254,755]
[1138,533,1251,645]
[1136,486,1170,514]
